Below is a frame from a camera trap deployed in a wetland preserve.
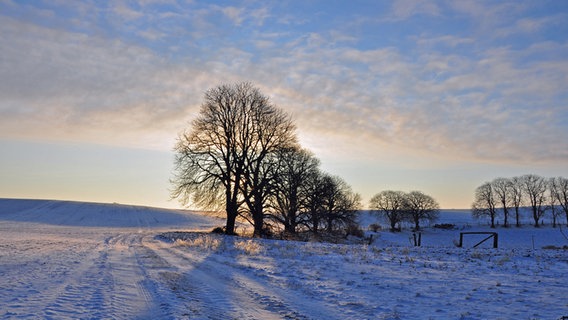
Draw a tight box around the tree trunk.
[326,211,334,232]
[502,206,509,228]
[532,206,540,227]
[311,210,320,234]
[225,201,237,235]
[253,215,263,237]
[390,215,397,232]
[285,210,296,234]
[252,194,264,237]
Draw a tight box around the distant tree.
[267,147,320,234]
[521,174,548,227]
[547,182,559,228]
[472,182,498,228]
[171,82,296,236]
[492,177,513,227]
[404,191,440,231]
[370,191,407,231]
[509,176,524,227]
[550,176,568,227]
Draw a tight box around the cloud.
[112,2,144,21]
[0,16,209,150]
[209,3,270,27]
[249,7,270,26]
[389,0,440,20]
[416,35,475,48]
[241,31,568,164]
[495,14,568,37]
[1,1,566,166]
[219,6,245,25]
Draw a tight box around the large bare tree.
[521,174,548,227]
[509,176,524,227]
[302,168,327,234]
[550,176,568,226]
[404,191,440,231]
[320,174,361,233]
[267,147,320,234]
[171,82,296,236]
[472,182,498,228]
[238,89,297,237]
[370,190,407,231]
[492,177,513,227]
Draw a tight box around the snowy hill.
[0,198,218,228]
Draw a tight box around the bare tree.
[267,147,320,234]
[509,176,524,227]
[548,181,559,228]
[320,175,361,233]
[492,177,513,228]
[521,174,548,227]
[550,176,568,227]
[172,84,247,235]
[302,169,326,234]
[233,85,297,237]
[404,191,440,231]
[472,182,498,228]
[171,82,296,236]
[370,191,407,231]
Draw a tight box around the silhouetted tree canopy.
[171,82,359,237]
[369,190,407,231]
[472,182,498,228]
[405,191,440,231]
[171,82,296,235]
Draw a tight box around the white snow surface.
[1,199,567,319]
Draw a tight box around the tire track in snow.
[35,232,164,319]
[139,239,234,319]
[103,232,164,319]
[43,247,108,319]
[144,238,330,319]
[1,238,103,319]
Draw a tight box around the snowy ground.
[1,199,567,319]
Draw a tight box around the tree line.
[472,174,568,228]
[171,83,360,237]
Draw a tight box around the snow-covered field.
[1,199,567,319]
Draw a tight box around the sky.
[1,0,567,209]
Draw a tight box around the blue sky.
[1,0,567,209]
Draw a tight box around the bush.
[368,223,382,232]
[542,245,568,250]
[434,223,455,230]
[346,224,365,238]
[211,226,225,234]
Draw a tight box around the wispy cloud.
[1,0,566,166]
[389,0,440,20]
[0,15,207,149]
[495,13,568,37]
